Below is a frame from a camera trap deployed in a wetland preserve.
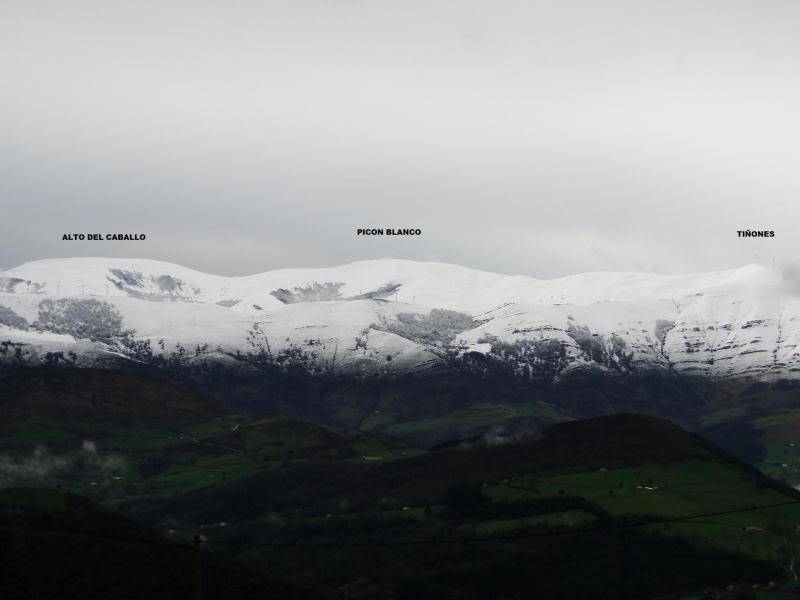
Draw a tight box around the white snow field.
[1,257,798,380]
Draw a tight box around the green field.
[3,369,800,598]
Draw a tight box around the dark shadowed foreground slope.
[0,487,313,600]
[2,368,800,598]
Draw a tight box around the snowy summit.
[0,257,797,381]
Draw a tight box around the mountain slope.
[1,257,799,381]
[128,414,800,598]
[0,487,313,599]
[4,397,799,597]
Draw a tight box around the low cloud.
[0,441,125,482]
[781,261,800,295]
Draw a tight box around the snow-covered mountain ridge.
[1,257,798,381]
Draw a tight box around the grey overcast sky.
[1,1,798,277]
